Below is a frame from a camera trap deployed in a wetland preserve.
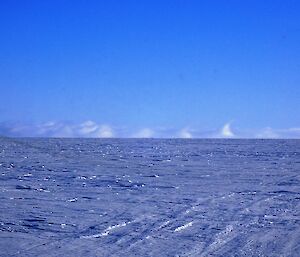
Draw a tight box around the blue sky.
[1,0,300,138]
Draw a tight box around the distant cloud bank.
[178,128,193,139]
[0,121,114,138]
[133,128,154,138]
[0,121,300,139]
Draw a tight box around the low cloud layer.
[0,121,115,138]
[178,128,193,139]
[255,127,300,139]
[133,128,154,138]
[0,121,300,139]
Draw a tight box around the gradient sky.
[1,0,300,137]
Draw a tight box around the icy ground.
[0,138,299,256]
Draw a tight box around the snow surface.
[0,138,299,256]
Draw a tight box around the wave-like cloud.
[79,121,114,138]
[178,128,192,138]
[0,121,299,139]
[220,123,235,138]
[0,121,114,138]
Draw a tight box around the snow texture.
[0,138,299,256]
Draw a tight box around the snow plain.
[0,138,299,256]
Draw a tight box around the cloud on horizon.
[255,127,279,139]
[0,121,115,138]
[132,128,154,138]
[255,127,300,139]
[0,121,300,139]
[219,123,235,138]
[178,128,193,138]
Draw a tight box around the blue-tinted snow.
[0,138,299,256]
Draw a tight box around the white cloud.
[1,121,300,139]
[35,122,75,137]
[256,127,300,139]
[285,128,300,138]
[77,121,114,138]
[133,128,154,138]
[78,120,99,135]
[0,121,115,138]
[256,127,279,139]
[220,123,234,138]
[95,125,114,138]
[178,128,192,138]
[52,125,74,138]
[287,127,300,133]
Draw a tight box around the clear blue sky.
[1,0,300,137]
